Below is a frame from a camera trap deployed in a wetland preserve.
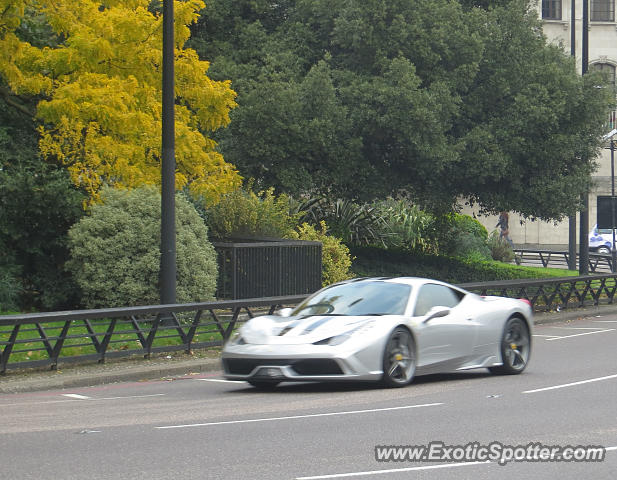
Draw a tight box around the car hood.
[239,314,383,345]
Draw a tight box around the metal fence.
[2,275,617,373]
[513,248,615,272]
[0,296,305,374]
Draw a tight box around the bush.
[201,185,299,239]
[433,213,491,260]
[289,221,353,286]
[371,198,435,252]
[488,229,515,263]
[292,197,388,247]
[67,186,218,308]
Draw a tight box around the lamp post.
[579,0,590,275]
[568,0,577,270]
[610,138,617,273]
[160,0,176,304]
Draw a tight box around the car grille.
[223,358,343,376]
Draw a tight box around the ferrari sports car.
[221,277,533,389]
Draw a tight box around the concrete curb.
[533,304,617,324]
[2,304,616,394]
[0,358,221,394]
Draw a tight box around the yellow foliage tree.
[0,0,240,202]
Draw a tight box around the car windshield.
[292,281,411,316]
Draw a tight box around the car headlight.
[316,320,376,346]
[227,331,246,346]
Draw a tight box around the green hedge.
[350,246,577,284]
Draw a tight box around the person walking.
[496,211,514,247]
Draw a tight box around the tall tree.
[191,0,612,220]
[0,0,241,203]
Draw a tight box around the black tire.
[381,327,416,388]
[598,246,611,255]
[489,317,531,375]
[247,380,280,390]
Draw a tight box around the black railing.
[460,274,617,312]
[513,248,615,273]
[0,297,305,374]
[2,275,617,373]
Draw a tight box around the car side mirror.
[423,307,450,323]
[277,307,293,317]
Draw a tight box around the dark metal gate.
[213,239,322,299]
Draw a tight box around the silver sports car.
[222,277,532,389]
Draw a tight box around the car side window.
[413,284,464,316]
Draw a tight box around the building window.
[591,0,615,21]
[542,0,562,19]
[592,62,616,86]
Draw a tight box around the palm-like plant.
[290,196,388,246]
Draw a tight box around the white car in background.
[589,224,616,254]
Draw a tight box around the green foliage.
[0,115,86,310]
[0,261,20,312]
[289,221,353,286]
[292,197,388,247]
[433,213,491,260]
[67,186,217,308]
[351,246,574,284]
[192,0,612,220]
[371,199,435,252]
[488,229,515,263]
[202,185,299,239]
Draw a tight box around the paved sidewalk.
[2,305,616,394]
[0,351,222,394]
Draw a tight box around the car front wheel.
[381,327,416,387]
[489,317,530,375]
[598,246,611,255]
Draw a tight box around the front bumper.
[222,344,383,382]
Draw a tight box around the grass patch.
[0,317,228,364]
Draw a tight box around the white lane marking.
[98,394,165,400]
[155,402,444,430]
[606,446,617,451]
[548,326,612,330]
[532,334,562,338]
[0,393,165,407]
[295,461,490,479]
[592,320,617,323]
[62,394,91,399]
[546,329,615,340]
[195,378,246,384]
[523,374,617,394]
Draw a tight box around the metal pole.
[579,0,590,275]
[611,138,617,273]
[568,0,577,270]
[160,0,176,304]
[571,0,576,57]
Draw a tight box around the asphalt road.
[1,315,617,479]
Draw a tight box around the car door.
[413,283,477,369]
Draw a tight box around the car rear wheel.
[489,317,530,375]
[598,246,611,254]
[247,380,280,390]
[381,327,416,387]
